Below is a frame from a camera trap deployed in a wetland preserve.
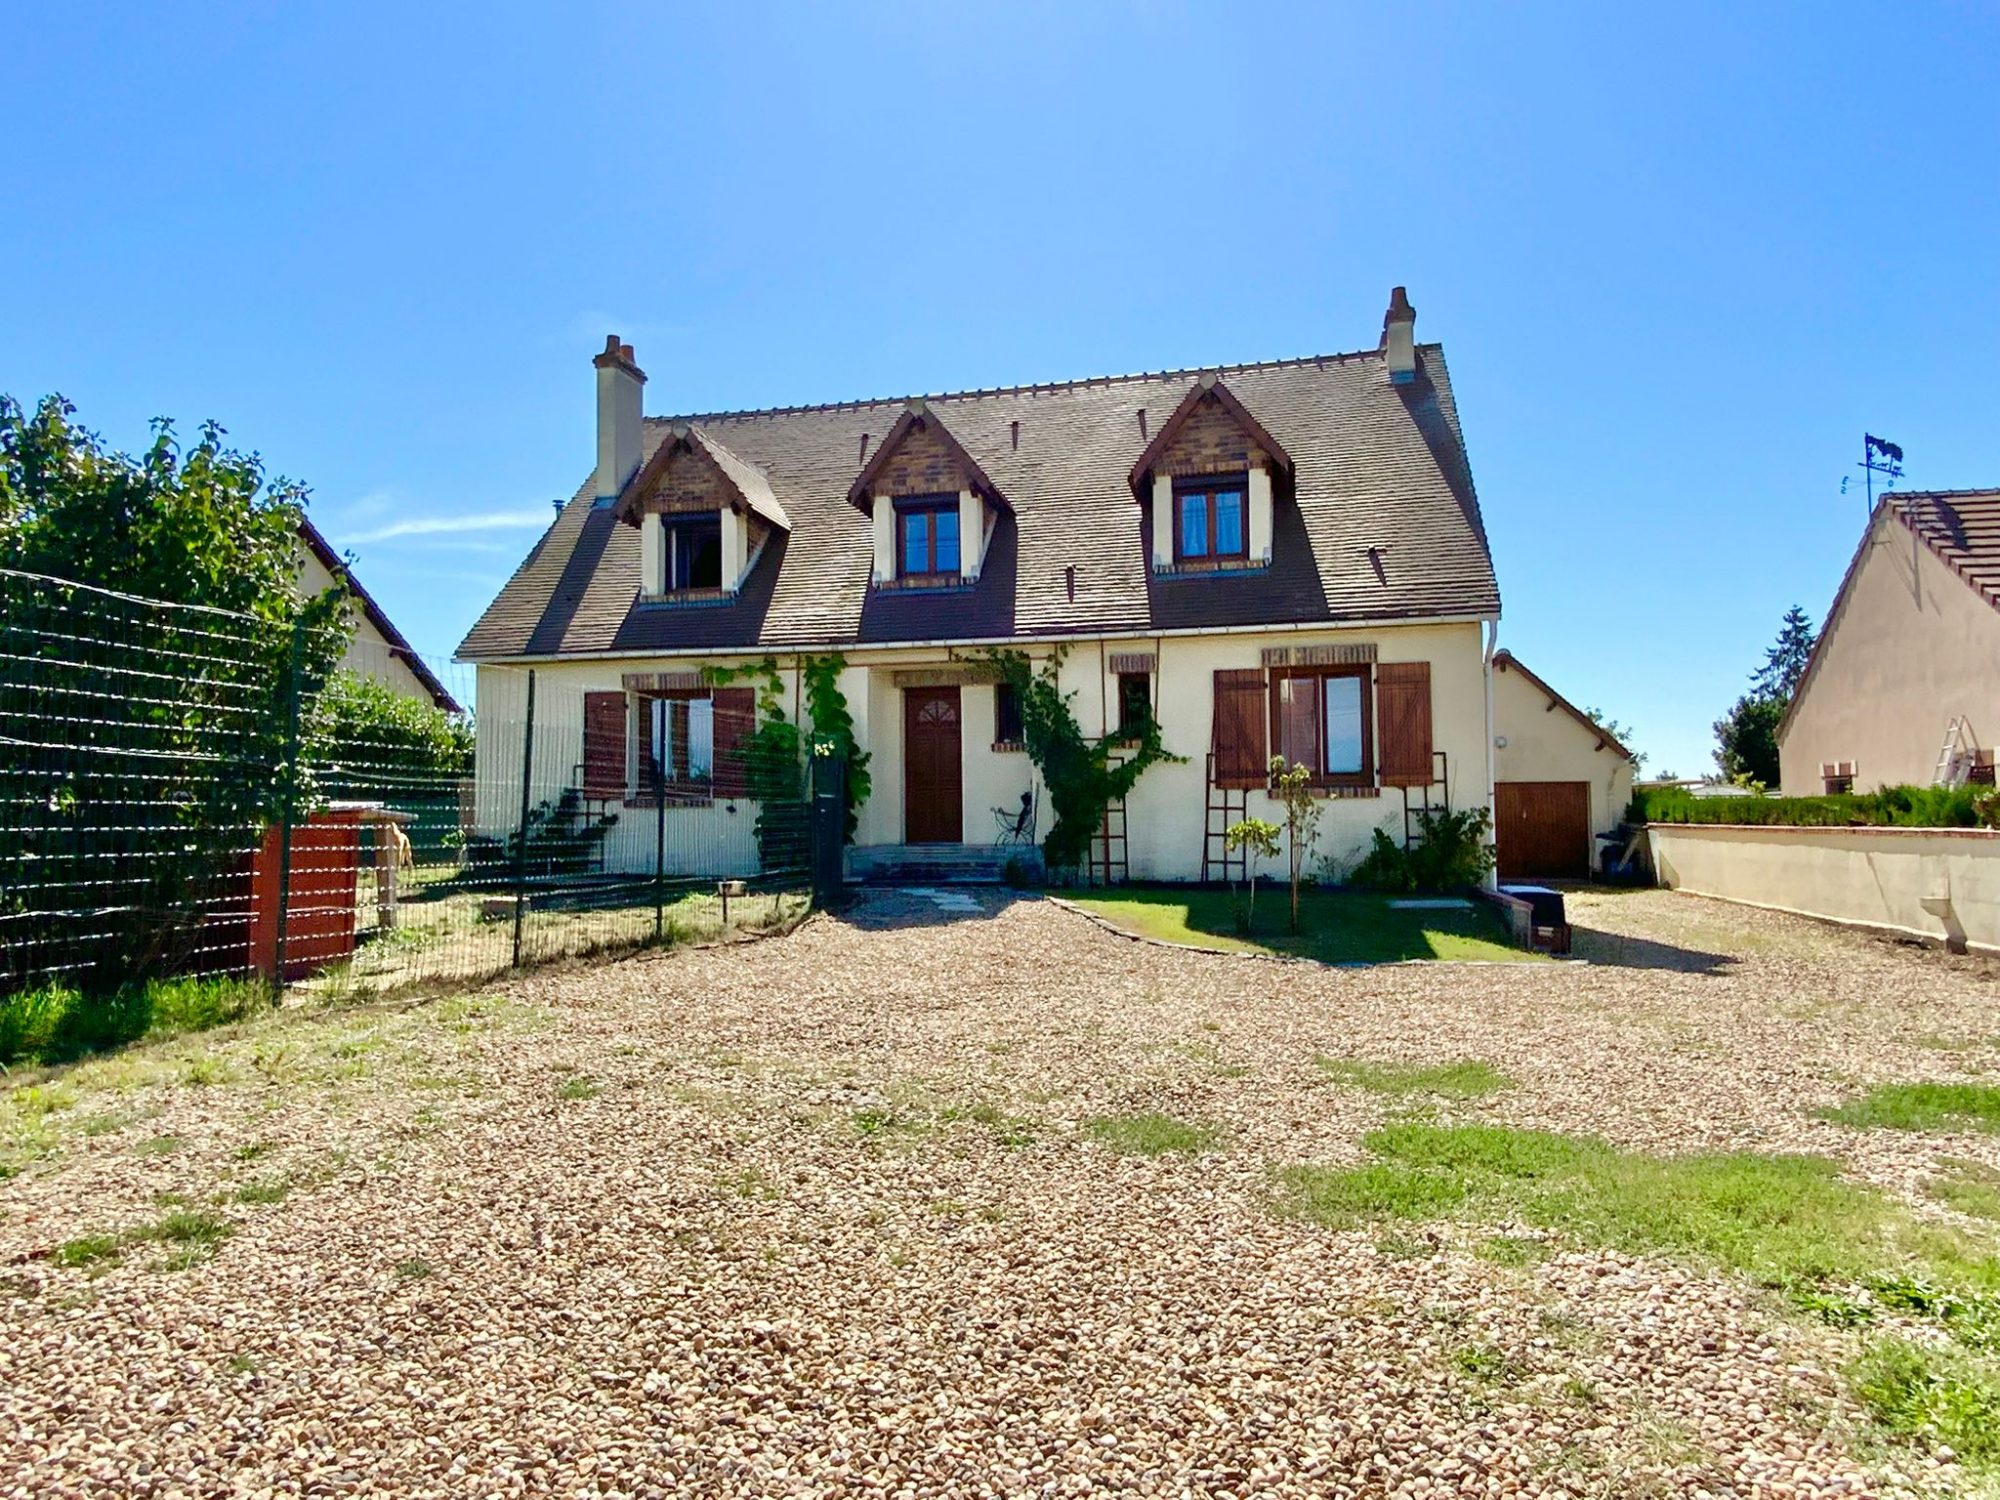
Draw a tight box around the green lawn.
[1064,886,1535,964]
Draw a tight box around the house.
[1778,491,2000,795]
[298,517,463,715]
[457,289,1505,881]
[1490,650,1634,878]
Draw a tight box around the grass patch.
[554,1076,602,1102]
[1822,1082,2000,1133]
[1849,1340,2000,1462]
[53,1233,124,1270]
[1277,1122,1999,1292]
[52,1210,234,1274]
[1474,1234,1549,1267]
[233,1175,292,1206]
[1317,1057,1512,1100]
[394,1258,434,1281]
[1082,1112,1219,1157]
[1933,1161,2000,1222]
[1066,887,1534,964]
[0,976,268,1067]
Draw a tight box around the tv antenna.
[1840,433,1904,516]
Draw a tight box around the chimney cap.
[592,334,647,382]
[1382,286,1415,331]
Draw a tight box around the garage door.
[1494,781,1591,880]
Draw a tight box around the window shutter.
[583,692,628,799]
[711,687,756,798]
[1376,662,1433,787]
[1211,668,1268,789]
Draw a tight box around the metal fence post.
[271,618,307,995]
[653,748,667,942]
[810,748,845,909]
[511,669,537,968]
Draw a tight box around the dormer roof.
[845,401,1011,514]
[615,422,790,532]
[1127,373,1293,496]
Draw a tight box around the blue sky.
[4,2,1996,775]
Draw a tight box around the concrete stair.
[846,843,1034,885]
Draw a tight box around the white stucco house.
[1491,650,1635,878]
[457,289,1532,882]
[298,518,462,715]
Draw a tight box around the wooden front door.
[903,686,963,844]
[1494,781,1591,880]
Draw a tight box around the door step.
[846,844,1034,886]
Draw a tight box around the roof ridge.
[654,342,1425,425]
[1887,487,2000,501]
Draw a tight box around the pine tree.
[1751,605,1817,700]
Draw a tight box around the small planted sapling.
[1268,757,1325,933]
[1224,818,1279,932]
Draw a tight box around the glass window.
[895,496,960,577]
[1117,673,1152,737]
[1276,674,1320,771]
[665,516,722,591]
[994,682,1023,743]
[1324,675,1365,775]
[1213,490,1244,555]
[1179,495,1209,558]
[933,506,960,573]
[647,694,715,786]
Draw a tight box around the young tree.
[1268,757,1326,933]
[1223,817,1280,930]
[1713,692,1784,788]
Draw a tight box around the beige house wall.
[299,543,441,706]
[472,619,1493,882]
[1650,822,2000,955]
[1492,662,1634,858]
[1778,509,2000,794]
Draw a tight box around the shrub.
[1348,807,1496,893]
[1633,783,2000,830]
[0,975,268,1067]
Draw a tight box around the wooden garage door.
[1494,781,1591,880]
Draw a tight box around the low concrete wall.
[1648,823,2000,954]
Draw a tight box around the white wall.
[298,542,442,707]
[1650,822,2000,955]
[1493,659,1635,864]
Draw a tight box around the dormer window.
[664,514,722,592]
[897,495,961,579]
[1174,475,1249,564]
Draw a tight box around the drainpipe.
[1481,617,1499,891]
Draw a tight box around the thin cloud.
[343,509,556,544]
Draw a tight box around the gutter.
[1481,617,1499,891]
[456,609,1503,667]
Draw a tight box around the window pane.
[648,698,668,785]
[687,698,714,779]
[903,511,929,572]
[1277,675,1319,772]
[1179,495,1209,557]
[933,506,960,573]
[1213,491,1244,555]
[1118,673,1151,735]
[995,683,1022,742]
[1324,675,1365,775]
[667,516,722,590]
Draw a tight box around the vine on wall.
[702,655,870,849]
[799,653,870,844]
[986,647,1181,877]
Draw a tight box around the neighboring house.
[298,518,462,715]
[1491,650,1634,878]
[457,289,1505,880]
[1778,491,2000,796]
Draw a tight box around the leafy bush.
[0,975,267,1066]
[1633,783,2000,829]
[1348,808,1496,893]
[307,671,472,791]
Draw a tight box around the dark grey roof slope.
[457,344,1499,660]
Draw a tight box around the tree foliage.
[1752,604,1818,701]
[1267,757,1325,932]
[988,647,1182,877]
[308,671,473,787]
[1712,605,1817,788]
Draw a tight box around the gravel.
[4,886,1998,1498]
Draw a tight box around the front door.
[903,686,963,844]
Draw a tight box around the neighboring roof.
[1127,373,1294,496]
[297,518,465,715]
[616,423,791,533]
[457,342,1500,661]
[846,402,1011,513]
[1778,490,2000,743]
[1493,649,1633,760]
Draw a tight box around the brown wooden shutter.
[583,692,628,799]
[1211,668,1268,789]
[711,687,756,798]
[1376,661,1434,787]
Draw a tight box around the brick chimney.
[593,335,646,502]
[1381,287,1417,386]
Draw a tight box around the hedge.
[1631,784,2000,830]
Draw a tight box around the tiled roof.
[1892,489,2000,613]
[456,343,1500,661]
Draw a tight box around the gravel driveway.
[4,888,1998,1498]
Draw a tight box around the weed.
[555,1076,602,1102]
[233,1176,292,1206]
[55,1210,233,1274]
[1822,1082,2000,1133]
[394,1259,434,1281]
[53,1234,123,1270]
[1475,1234,1548,1268]
[1316,1057,1512,1100]
[132,1135,181,1156]
[180,1055,235,1087]
[1082,1112,1219,1157]
[1849,1339,2000,1462]
[228,1354,260,1375]
[1932,1160,2000,1221]
[718,1167,777,1200]
[1451,1341,1521,1382]
[1372,1231,1437,1260]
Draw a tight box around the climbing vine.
[986,647,1181,877]
[701,658,805,869]
[800,654,870,844]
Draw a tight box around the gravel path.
[4,888,1999,1498]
